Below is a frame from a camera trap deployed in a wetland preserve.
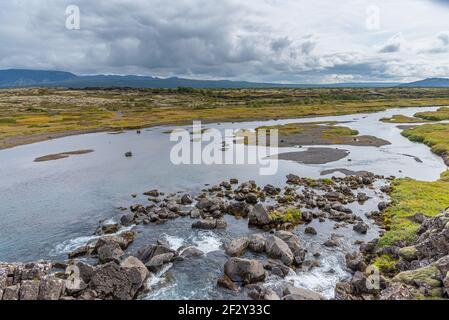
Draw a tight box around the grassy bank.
[378,123,449,248]
[2,87,449,149]
[379,114,429,123]
[415,107,449,121]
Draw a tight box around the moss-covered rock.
[393,264,442,289]
[398,246,418,262]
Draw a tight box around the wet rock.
[227,202,249,217]
[248,286,280,300]
[216,218,228,229]
[68,245,93,259]
[19,280,40,300]
[135,244,176,265]
[325,192,345,202]
[217,275,238,291]
[248,204,271,227]
[345,252,367,273]
[286,174,301,184]
[181,194,193,205]
[378,202,389,211]
[224,258,266,285]
[38,276,65,300]
[143,189,160,197]
[125,152,133,157]
[192,219,217,230]
[353,221,369,234]
[180,247,204,259]
[230,178,239,185]
[97,223,120,235]
[146,253,175,272]
[73,261,95,283]
[248,234,266,253]
[304,227,317,235]
[94,231,136,252]
[98,242,124,264]
[226,238,249,257]
[265,235,294,266]
[282,285,326,300]
[120,213,135,226]
[245,193,258,204]
[263,184,279,196]
[350,271,376,295]
[357,193,368,203]
[323,238,340,248]
[189,208,201,218]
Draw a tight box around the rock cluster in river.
[1,172,392,300]
[335,207,449,300]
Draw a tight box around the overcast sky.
[1,0,449,83]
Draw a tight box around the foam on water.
[190,231,223,254]
[162,234,185,250]
[285,253,349,299]
[49,225,135,256]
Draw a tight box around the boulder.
[353,221,369,234]
[143,189,160,197]
[265,235,294,266]
[180,194,193,205]
[97,242,124,264]
[248,234,266,253]
[227,202,249,217]
[378,202,389,211]
[393,264,442,289]
[180,247,204,259]
[2,285,20,300]
[38,276,65,300]
[145,253,175,272]
[286,174,301,184]
[217,274,238,291]
[120,213,135,226]
[135,244,176,265]
[90,261,147,300]
[248,204,271,227]
[121,256,149,283]
[216,218,228,229]
[224,258,266,284]
[304,227,317,235]
[226,238,249,257]
[398,246,418,262]
[19,280,40,300]
[245,193,258,204]
[192,219,217,230]
[379,282,416,300]
[274,231,302,257]
[283,285,326,300]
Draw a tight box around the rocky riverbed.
[1,172,399,300]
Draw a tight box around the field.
[2,87,449,149]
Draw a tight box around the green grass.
[415,107,449,121]
[380,114,428,123]
[373,254,399,274]
[402,123,449,157]
[379,178,449,247]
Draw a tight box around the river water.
[0,106,447,299]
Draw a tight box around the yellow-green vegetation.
[373,254,399,274]
[379,178,449,247]
[269,208,302,224]
[415,107,449,121]
[380,114,428,123]
[441,170,449,182]
[256,122,358,140]
[2,87,449,149]
[402,123,449,157]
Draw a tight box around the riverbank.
[2,87,449,150]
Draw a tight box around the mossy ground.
[415,107,449,121]
[379,178,449,247]
[2,87,449,149]
[269,208,302,224]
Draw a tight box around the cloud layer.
[0,0,448,83]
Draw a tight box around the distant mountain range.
[1,69,448,89]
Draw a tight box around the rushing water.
[0,106,447,299]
